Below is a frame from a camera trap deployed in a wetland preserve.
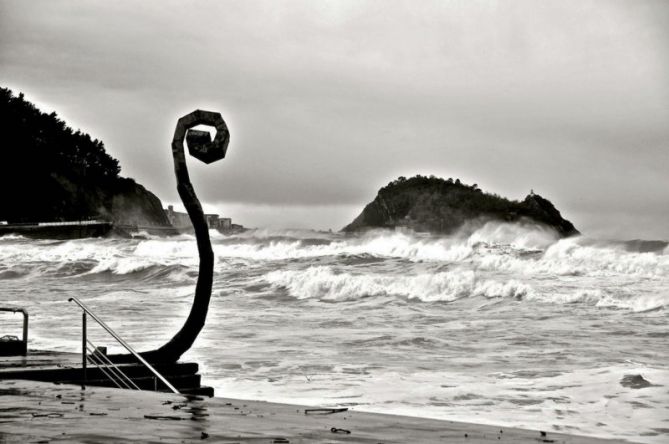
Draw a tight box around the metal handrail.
[68,297,179,394]
[86,339,140,390]
[86,347,126,390]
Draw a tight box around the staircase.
[0,299,215,396]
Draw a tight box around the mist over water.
[1,223,668,443]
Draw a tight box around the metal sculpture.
[140,110,229,363]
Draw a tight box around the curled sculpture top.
[139,110,229,363]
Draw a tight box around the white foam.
[465,221,559,250]
[0,223,667,310]
[202,363,669,444]
[265,266,533,302]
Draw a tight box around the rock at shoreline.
[343,175,579,236]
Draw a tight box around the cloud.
[1,0,668,237]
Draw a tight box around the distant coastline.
[0,220,112,239]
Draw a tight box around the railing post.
[82,311,87,389]
[21,310,28,356]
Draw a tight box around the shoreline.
[0,379,635,443]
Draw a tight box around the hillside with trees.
[0,87,169,226]
[343,175,579,236]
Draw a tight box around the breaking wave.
[263,265,668,311]
[265,266,533,302]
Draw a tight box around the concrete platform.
[0,379,632,443]
[0,349,81,371]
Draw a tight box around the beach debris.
[304,407,348,415]
[200,432,209,439]
[538,430,556,442]
[331,427,351,434]
[144,414,184,420]
[272,439,290,443]
[31,412,63,418]
[620,374,653,389]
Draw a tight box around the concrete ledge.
[0,379,632,443]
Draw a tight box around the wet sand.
[0,379,633,443]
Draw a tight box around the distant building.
[165,206,239,233]
[165,205,192,230]
[219,217,232,230]
[205,214,232,230]
[205,213,219,228]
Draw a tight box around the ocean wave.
[526,289,668,312]
[84,262,195,283]
[541,238,668,277]
[263,264,668,311]
[1,223,667,290]
[209,225,667,277]
[477,236,669,278]
[204,225,522,262]
[264,266,533,302]
[0,233,27,241]
[0,268,29,279]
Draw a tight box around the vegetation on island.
[343,175,579,236]
[0,87,168,226]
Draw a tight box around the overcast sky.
[1,0,668,238]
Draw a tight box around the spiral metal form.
[138,110,229,364]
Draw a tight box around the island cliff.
[0,87,169,227]
[343,175,579,237]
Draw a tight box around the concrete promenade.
[0,379,633,444]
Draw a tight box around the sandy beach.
[0,379,634,443]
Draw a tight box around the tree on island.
[0,87,168,226]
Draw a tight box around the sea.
[1,222,667,443]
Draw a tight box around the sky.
[1,0,668,238]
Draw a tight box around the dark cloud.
[1,0,668,237]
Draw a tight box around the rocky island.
[0,87,169,228]
[344,175,579,236]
